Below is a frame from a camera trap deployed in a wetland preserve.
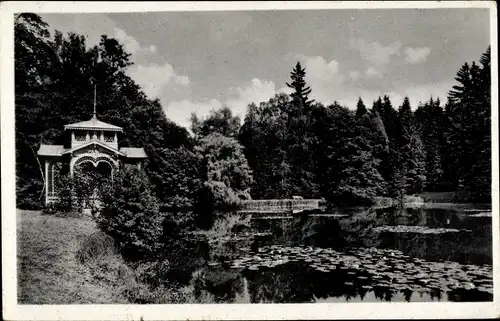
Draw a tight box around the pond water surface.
[183,204,492,303]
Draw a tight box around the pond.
[181,204,493,303]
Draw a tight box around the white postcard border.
[1,1,498,320]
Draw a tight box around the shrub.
[133,259,171,288]
[76,231,117,264]
[96,166,165,261]
[207,213,252,239]
[194,132,253,210]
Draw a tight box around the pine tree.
[371,96,398,184]
[443,47,491,201]
[415,97,444,191]
[282,62,318,198]
[355,97,368,119]
[286,61,315,108]
[318,105,386,204]
[393,97,427,196]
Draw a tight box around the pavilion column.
[44,160,49,205]
[69,158,74,178]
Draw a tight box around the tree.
[283,62,318,198]
[415,97,444,191]
[195,133,253,210]
[239,95,294,199]
[443,46,491,201]
[97,167,164,260]
[370,96,398,183]
[393,97,427,197]
[311,103,386,204]
[286,61,315,108]
[355,97,368,119]
[145,146,203,213]
[15,13,57,209]
[190,106,241,139]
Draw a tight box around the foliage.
[286,61,315,108]
[75,231,117,264]
[442,46,491,201]
[145,146,203,212]
[239,95,293,199]
[195,132,254,210]
[415,97,445,191]
[392,97,427,197]
[191,106,241,139]
[311,103,386,204]
[97,167,165,260]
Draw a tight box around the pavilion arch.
[71,154,118,179]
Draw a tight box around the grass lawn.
[17,210,130,304]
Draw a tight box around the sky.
[39,8,491,129]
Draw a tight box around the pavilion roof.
[64,116,123,132]
[120,147,147,159]
[37,144,66,157]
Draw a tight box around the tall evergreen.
[286,61,315,109]
[443,47,491,201]
[355,97,368,119]
[282,62,318,198]
[415,97,444,191]
[393,97,427,197]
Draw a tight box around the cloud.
[226,78,277,118]
[164,99,223,130]
[40,14,186,102]
[404,46,432,64]
[365,66,382,78]
[113,27,141,54]
[285,55,345,105]
[165,78,278,129]
[127,63,190,98]
[349,38,402,66]
[348,71,360,80]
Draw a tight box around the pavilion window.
[75,132,86,141]
[104,132,114,142]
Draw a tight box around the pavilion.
[37,111,147,205]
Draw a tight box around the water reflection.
[189,204,492,303]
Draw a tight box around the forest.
[15,13,491,216]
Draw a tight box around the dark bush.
[76,231,117,264]
[96,166,165,261]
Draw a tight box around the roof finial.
[93,84,97,119]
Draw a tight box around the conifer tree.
[286,61,315,108]
[415,97,444,191]
[443,47,491,201]
[355,97,368,119]
[394,97,427,196]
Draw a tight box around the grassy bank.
[17,209,215,304]
[17,210,133,304]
